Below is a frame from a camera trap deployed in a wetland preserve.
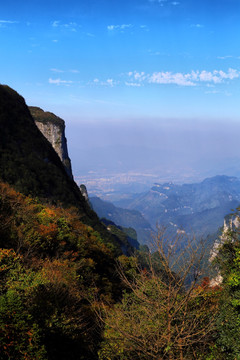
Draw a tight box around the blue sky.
[2,0,240,181]
[1,0,240,120]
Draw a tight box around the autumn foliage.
[0,181,122,359]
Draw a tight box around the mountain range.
[111,175,240,237]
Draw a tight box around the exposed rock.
[80,184,91,207]
[29,107,73,179]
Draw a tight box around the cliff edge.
[29,106,73,179]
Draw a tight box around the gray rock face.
[80,184,91,207]
[29,107,73,179]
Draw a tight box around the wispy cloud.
[148,0,180,6]
[106,79,114,86]
[127,68,240,87]
[0,20,18,28]
[125,82,142,87]
[0,20,18,24]
[149,0,167,4]
[107,24,133,31]
[50,68,64,73]
[52,21,60,27]
[90,78,118,87]
[49,78,73,86]
[51,21,79,32]
[50,68,80,74]
[78,68,240,89]
[190,24,204,28]
[140,25,150,32]
[148,49,167,56]
[217,55,240,60]
[149,71,195,86]
[86,32,95,37]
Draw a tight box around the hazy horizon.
[66,117,240,186]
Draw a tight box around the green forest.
[1,180,240,359]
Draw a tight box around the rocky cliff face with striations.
[29,106,73,179]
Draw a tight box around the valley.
[88,175,240,240]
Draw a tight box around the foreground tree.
[213,210,240,359]
[99,227,220,360]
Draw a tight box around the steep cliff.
[0,85,87,212]
[29,106,73,179]
[0,85,136,255]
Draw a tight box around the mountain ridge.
[110,175,240,238]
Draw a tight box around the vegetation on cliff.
[0,181,126,359]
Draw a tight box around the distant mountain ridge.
[114,175,240,237]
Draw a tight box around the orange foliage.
[38,223,58,238]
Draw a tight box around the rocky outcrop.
[29,107,73,179]
[80,184,91,207]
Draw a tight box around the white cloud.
[128,68,240,87]
[50,68,64,73]
[149,71,196,86]
[205,90,220,94]
[125,82,141,87]
[48,78,73,85]
[0,20,18,28]
[50,69,80,74]
[217,55,233,60]
[52,21,60,27]
[196,68,239,83]
[69,69,79,73]
[171,1,180,5]
[148,0,167,6]
[217,55,240,60]
[133,72,146,81]
[140,25,149,31]
[0,20,18,24]
[90,78,117,87]
[149,0,167,3]
[148,49,162,56]
[106,79,114,86]
[191,24,204,28]
[87,68,240,89]
[52,21,78,32]
[107,24,133,31]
